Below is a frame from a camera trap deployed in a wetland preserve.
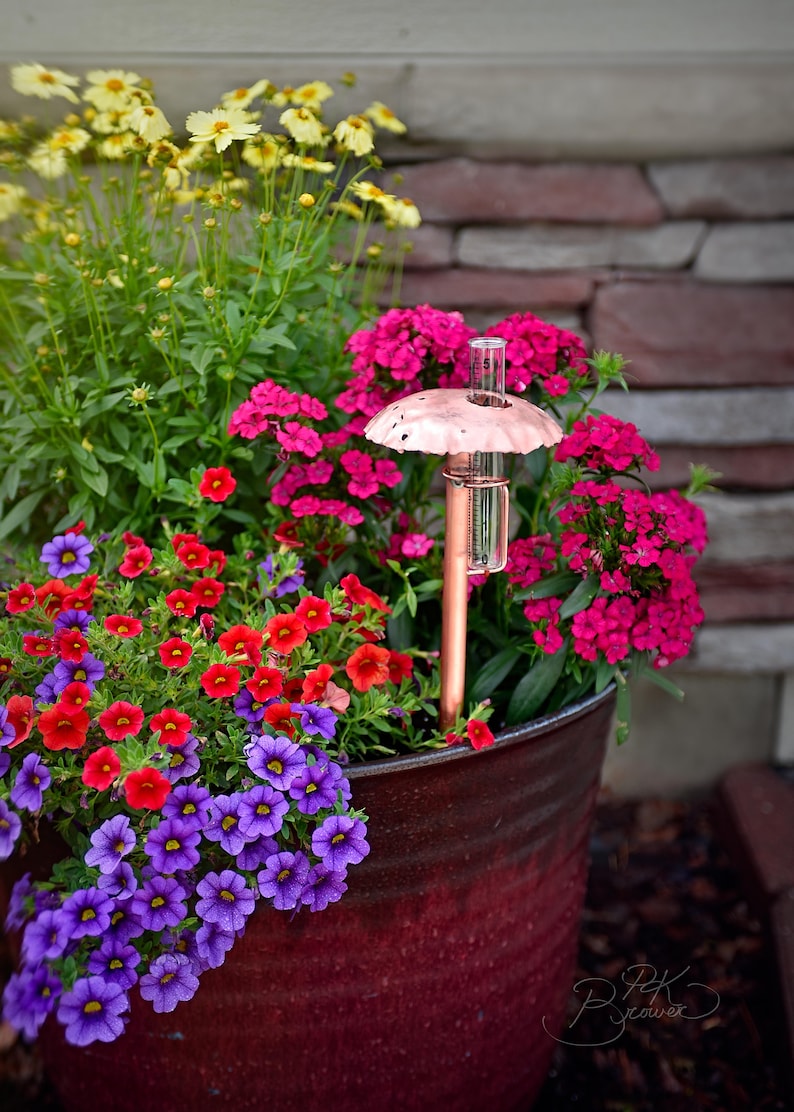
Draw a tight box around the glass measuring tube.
[466,338,509,573]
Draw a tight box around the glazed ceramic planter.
[7,686,615,1112]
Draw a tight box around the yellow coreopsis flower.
[28,142,67,180]
[350,181,394,207]
[279,107,324,147]
[49,125,92,154]
[281,153,335,174]
[0,181,27,222]
[128,104,172,143]
[271,81,333,110]
[11,63,80,103]
[364,102,407,135]
[186,107,260,153]
[84,69,142,112]
[88,109,130,135]
[333,115,374,156]
[242,134,284,173]
[0,119,25,143]
[221,79,274,109]
[98,132,136,160]
[381,196,422,228]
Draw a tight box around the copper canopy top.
[363,388,563,456]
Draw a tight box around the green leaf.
[512,571,579,602]
[79,462,109,497]
[506,645,568,725]
[469,646,522,706]
[614,670,631,744]
[0,489,47,541]
[637,664,685,701]
[558,575,600,619]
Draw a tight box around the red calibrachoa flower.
[124,766,171,810]
[301,663,333,703]
[119,543,153,578]
[6,583,36,613]
[264,613,307,656]
[62,574,98,612]
[345,643,391,692]
[466,719,495,751]
[200,662,241,699]
[35,579,71,616]
[263,700,297,737]
[37,705,90,751]
[99,701,145,741]
[165,589,198,618]
[387,650,414,685]
[218,624,264,665]
[6,695,34,746]
[191,577,225,608]
[174,539,211,571]
[0,658,11,677]
[149,708,192,747]
[55,629,88,662]
[81,746,121,790]
[340,573,391,614]
[246,666,283,702]
[104,614,144,638]
[198,466,237,503]
[22,633,55,658]
[295,595,332,633]
[158,637,193,669]
[59,682,91,713]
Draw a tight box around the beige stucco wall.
[2,0,793,156]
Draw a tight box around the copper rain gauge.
[364,337,563,731]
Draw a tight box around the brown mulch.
[1,796,791,1111]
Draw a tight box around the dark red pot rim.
[345,682,616,781]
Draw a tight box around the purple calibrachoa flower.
[235,834,278,872]
[60,886,115,940]
[139,952,200,1014]
[86,939,141,990]
[53,652,105,693]
[5,872,33,932]
[245,733,306,790]
[84,814,136,875]
[34,672,59,704]
[195,869,256,933]
[237,784,289,839]
[257,850,310,911]
[160,780,212,829]
[11,753,51,812]
[233,688,267,725]
[130,875,188,932]
[56,976,128,1046]
[194,921,237,971]
[258,554,305,598]
[3,965,61,1040]
[300,862,349,912]
[311,814,370,870]
[104,902,145,944]
[53,608,94,633]
[0,799,23,861]
[291,702,337,740]
[0,705,15,748]
[0,751,10,779]
[203,794,247,856]
[21,907,70,964]
[145,817,201,873]
[97,861,138,901]
[288,761,340,815]
[161,734,201,784]
[40,532,94,579]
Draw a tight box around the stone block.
[695,491,794,565]
[695,222,794,283]
[600,674,778,798]
[457,222,705,270]
[648,157,794,218]
[388,160,664,224]
[590,282,794,386]
[600,386,794,446]
[645,445,794,492]
[395,267,597,309]
[696,563,794,623]
[680,623,794,673]
[718,766,794,898]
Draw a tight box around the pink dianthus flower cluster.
[556,414,660,473]
[483,311,588,397]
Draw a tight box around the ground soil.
[1,795,791,1111]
